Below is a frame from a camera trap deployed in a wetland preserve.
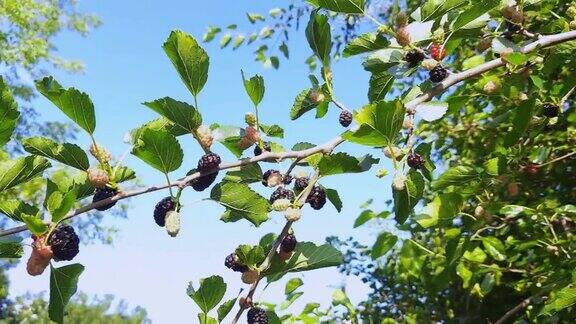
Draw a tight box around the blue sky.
[8,1,396,322]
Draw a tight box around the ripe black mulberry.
[270,187,295,203]
[197,152,221,172]
[48,225,80,261]
[224,253,248,273]
[405,49,425,67]
[429,65,448,83]
[281,234,297,253]
[407,153,425,169]
[92,187,118,211]
[254,142,271,156]
[339,110,353,127]
[542,103,559,118]
[247,307,268,324]
[154,196,176,227]
[306,186,327,210]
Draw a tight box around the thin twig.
[231,171,320,323]
[494,297,533,324]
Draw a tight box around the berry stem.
[192,95,211,154]
[164,173,174,197]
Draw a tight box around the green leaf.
[142,97,202,133]
[290,89,317,120]
[393,170,425,224]
[500,205,534,217]
[224,164,263,184]
[483,157,506,176]
[482,237,506,261]
[368,72,395,103]
[49,264,85,323]
[279,42,289,59]
[130,118,189,144]
[187,275,226,313]
[503,99,536,147]
[0,200,40,222]
[342,100,405,147]
[285,278,304,295]
[259,124,284,138]
[456,262,473,288]
[343,32,390,57]
[35,77,96,134]
[432,166,478,190]
[541,285,576,316]
[0,156,51,192]
[22,137,89,171]
[416,193,464,228]
[198,314,217,324]
[332,289,356,315]
[399,240,427,279]
[235,244,266,267]
[247,13,265,23]
[463,247,487,263]
[308,0,365,14]
[202,26,221,42]
[131,129,183,174]
[371,232,398,259]
[217,298,237,322]
[452,0,499,30]
[305,12,332,65]
[325,188,342,212]
[414,143,435,181]
[110,166,137,184]
[354,210,390,228]
[504,52,528,66]
[232,35,245,49]
[0,236,23,258]
[163,30,209,97]
[0,77,20,146]
[219,34,232,48]
[318,153,379,176]
[45,186,77,223]
[281,292,304,310]
[21,213,48,236]
[265,242,343,281]
[211,182,270,226]
[421,0,467,22]
[241,71,265,107]
[292,142,323,166]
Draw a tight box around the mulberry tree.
[1,0,576,323]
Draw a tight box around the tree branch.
[1,29,575,239]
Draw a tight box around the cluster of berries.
[264,172,327,211]
[27,225,80,276]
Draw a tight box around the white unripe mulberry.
[241,269,260,284]
[87,168,109,188]
[392,173,407,191]
[89,143,111,163]
[266,173,283,187]
[474,205,485,218]
[196,125,214,149]
[383,147,402,160]
[284,207,301,222]
[272,198,291,212]
[245,112,257,126]
[421,59,438,71]
[165,211,181,237]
